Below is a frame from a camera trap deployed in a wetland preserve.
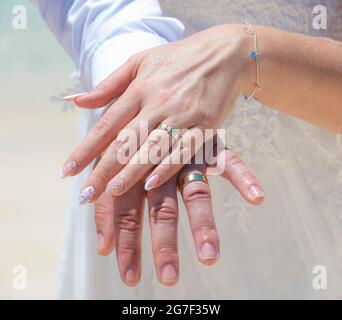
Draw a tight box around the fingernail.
[79,186,95,205]
[161,264,177,283]
[248,185,265,200]
[60,160,77,178]
[125,267,138,285]
[200,242,217,260]
[144,175,159,191]
[106,177,125,195]
[62,92,88,101]
[97,233,104,252]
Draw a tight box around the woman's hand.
[63,23,342,200]
[61,24,253,200]
[94,148,264,287]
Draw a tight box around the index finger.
[61,87,141,178]
[74,54,141,108]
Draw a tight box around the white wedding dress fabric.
[39,0,342,299]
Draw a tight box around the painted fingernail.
[161,264,177,283]
[125,267,138,286]
[60,160,77,178]
[200,242,217,260]
[144,175,159,191]
[62,92,88,101]
[106,177,125,195]
[79,186,95,205]
[97,233,104,252]
[248,185,265,200]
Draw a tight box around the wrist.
[214,24,258,95]
[235,25,278,101]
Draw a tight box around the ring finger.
[178,163,219,265]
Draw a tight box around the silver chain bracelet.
[241,22,261,129]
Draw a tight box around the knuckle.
[237,170,253,181]
[202,111,216,128]
[147,138,159,151]
[117,245,138,256]
[187,107,217,129]
[150,201,178,225]
[95,209,113,232]
[127,55,136,67]
[127,52,141,65]
[130,79,147,96]
[96,78,109,90]
[192,219,216,234]
[95,210,109,226]
[154,244,177,256]
[93,118,111,138]
[95,206,111,219]
[91,169,109,186]
[116,208,141,231]
[155,88,173,105]
[183,186,211,203]
[147,140,163,163]
[196,108,207,123]
[227,152,242,166]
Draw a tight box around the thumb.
[69,54,141,109]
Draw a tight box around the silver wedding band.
[158,122,181,141]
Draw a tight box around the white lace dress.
[58,0,342,299]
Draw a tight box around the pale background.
[0,0,77,299]
[0,0,340,300]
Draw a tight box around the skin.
[94,148,264,287]
[63,24,342,196]
[61,23,342,286]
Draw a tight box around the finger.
[144,126,211,191]
[113,181,145,287]
[179,164,219,265]
[214,149,265,205]
[94,193,115,256]
[147,176,179,286]
[61,87,141,179]
[75,54,142,108]
[106,125,173,196]
[79,113,163,203]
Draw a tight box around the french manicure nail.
[62,92,88,101]
[200,242,217,260]
[248,185,265,200]
[161,264,177,283]
[106,177,125,195]
[60,160,77,178]
[125,267,138,285]
[79,186,95,205]
[144,175,159,191]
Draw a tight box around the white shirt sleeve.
[36,0,184,90]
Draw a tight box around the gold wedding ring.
[178,173,209,193]
[158,123,181,141]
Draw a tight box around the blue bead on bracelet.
[250,50,258,60]
[242,22,260,129]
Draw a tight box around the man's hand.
[94,149,264,287]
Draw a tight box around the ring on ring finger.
[178,173,209,193]
[158,122,182,142]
